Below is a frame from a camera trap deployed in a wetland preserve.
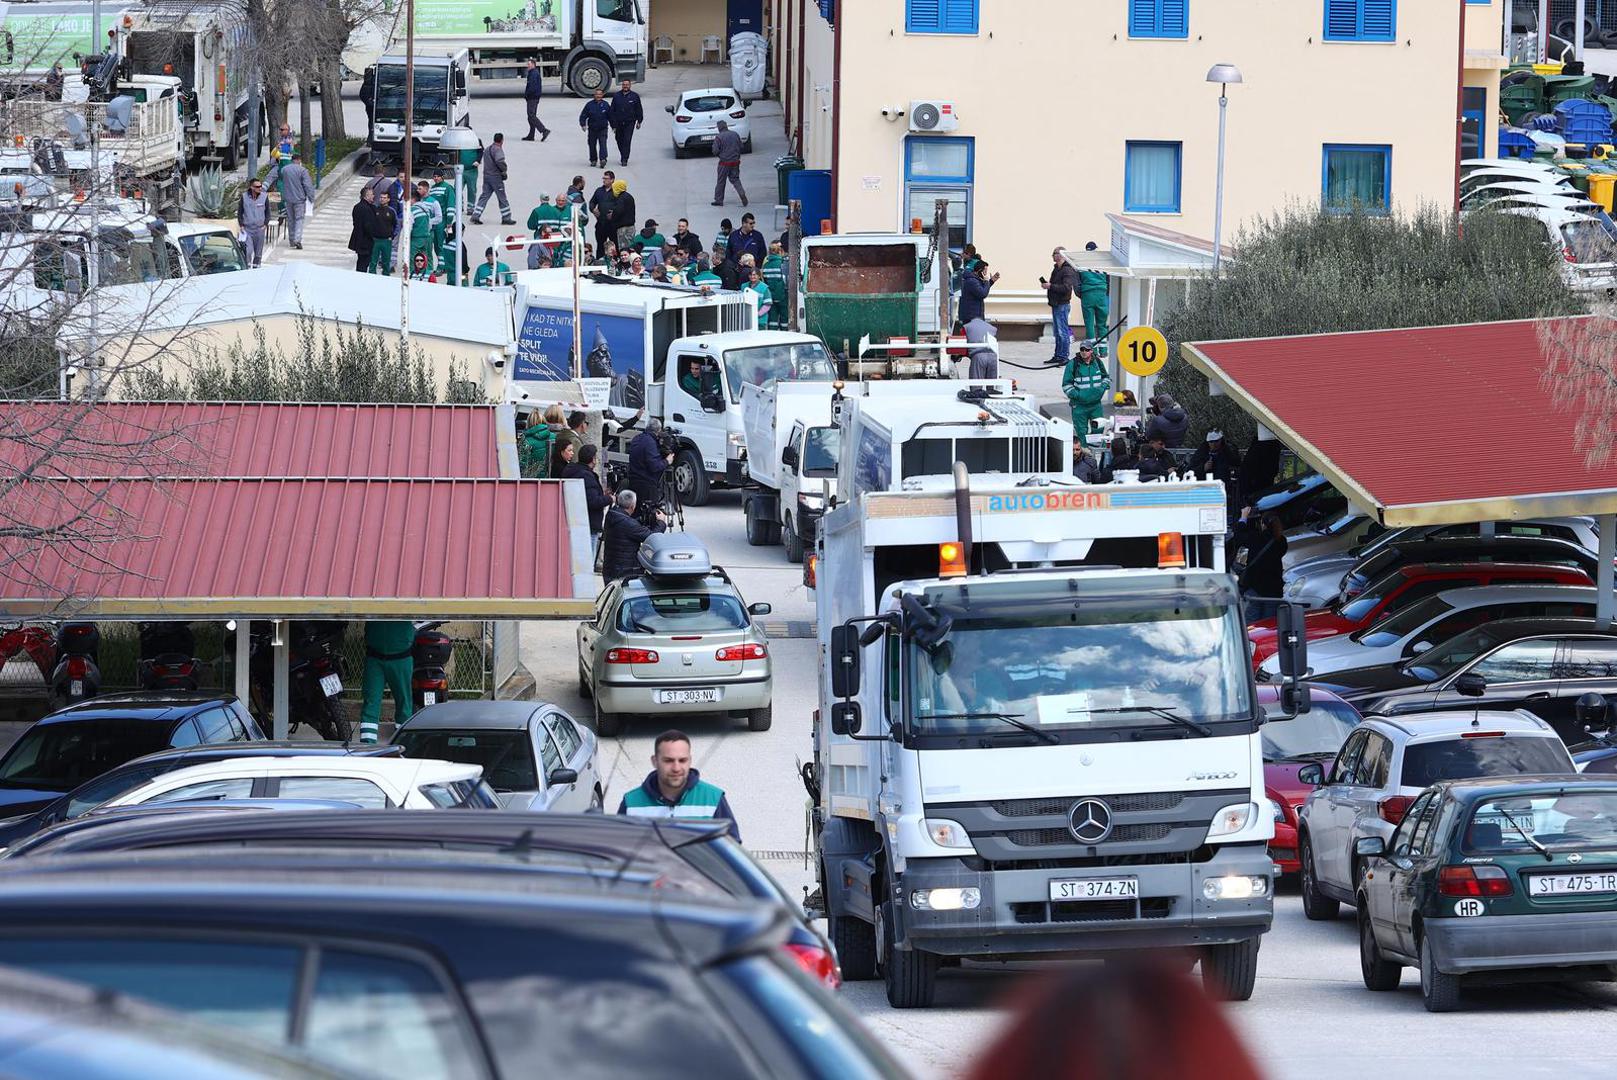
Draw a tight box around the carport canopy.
[1180,317,1617,622]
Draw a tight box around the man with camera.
[1142,393,1190,448]
[601,490,667,581]
[628,416,675,507]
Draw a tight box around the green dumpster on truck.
[802,242,921,357]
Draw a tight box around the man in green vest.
[1078,241,1111,357]
[407,184,438,280]
[617,729,740,841]
[1062,339,1111,443]
[360,620,415,744]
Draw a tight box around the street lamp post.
[1206,63,1242,278]
[438,126,480,287]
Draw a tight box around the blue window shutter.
[942,0,978,33]
[908,0,942,32]
[1160,0,1188,36]
[1361,0,1395,39]
[1324,0,1360,39]
[1129,0,1156,36]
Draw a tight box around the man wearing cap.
[1061,340,1110,443]
[1190,428,1241,485]
[632,218,665,252]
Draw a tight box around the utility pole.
[572,201,582,380]
[86,0,103,392]
[400,0,415,346]
[934,197,951,338]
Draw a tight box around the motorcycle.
[248,621,352,742]
[411,622,452,711]
[0,623,58,683]
[48,622,101,707]
[136,622,203,692]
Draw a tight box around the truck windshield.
[803,426,839,477]
[722,342,836,403]
[597,0,642,24]
[375,66,449,124]
[907,605,1254,744]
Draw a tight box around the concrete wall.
[786,0,1505,319]
[648,0,730,66]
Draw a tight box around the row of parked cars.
[1252,501,1617,1011]
[0,688,881,1078]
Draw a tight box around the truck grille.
[1011,898,1174,924]
[1007,823,1173,847]
[992,792,1184,817]
[932,788,1246,862]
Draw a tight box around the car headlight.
[924,818,974,850]
[1207,802,1259,839]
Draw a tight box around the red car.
[1247,560,1593,670]
[1259,685,1361,874]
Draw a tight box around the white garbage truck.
[806,381,1312,1007]
[402,0,645,93]
[364,50,472,166]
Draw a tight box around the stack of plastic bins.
[1546,75,1596,107]
[1497,128,1536,159]
[1556,100,1614,148]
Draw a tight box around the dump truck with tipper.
[795,233,943,357]
[807,383,1313,1007]
[119,0,254,167]
[399,0,645,93]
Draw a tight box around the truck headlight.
[911,887,980,911]
[1203,875,1269,901]
[1207,802,1259,839]
[924,818,974,850]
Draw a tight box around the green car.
[1355,775,1617,1011]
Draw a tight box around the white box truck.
[401,0,645,94]
[807,381,1313,1008]
[739,380,839,563]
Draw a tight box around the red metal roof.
[0,402,509,479]
[0,478,581,617]
[1184,318,1617,525]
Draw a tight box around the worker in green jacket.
[360,620,415,744]
[519,407,555,477]
[407,186,437,280]
[1078,241,1110,357]
[1062,339,1111,443]
[424,171,456,280]
[761,244,787,328]
[527,192,570,268]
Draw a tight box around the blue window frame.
[907,0,978,34]
[1129,0,1188,38]
[1323,0,1396,42]
[1461,87,1487,160]
[1123,141,1182,213]
[905,136,973,250]
[1322,144,1392,213]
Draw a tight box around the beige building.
[772,0,1509,325]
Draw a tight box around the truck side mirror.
[830,701,861,735]
[454,69,466,91]
[1275,600,1311,715]
[830,624,861,698]
[781,444,799,470]
[701,392,725,413]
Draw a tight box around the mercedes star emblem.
[1069,798,1114,844]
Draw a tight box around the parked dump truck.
[795,233,944,356]
[401,0,645,94]
[739,380,838,562]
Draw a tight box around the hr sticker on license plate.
[319,673,342,697]
[1529,872,1617,896]
[1049,877,1139,902]
[658,688,721,705]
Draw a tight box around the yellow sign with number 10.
[1118,326,1168,378]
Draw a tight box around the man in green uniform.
[360,620,415,744]
[407,184,438,280]
[1062,339,1111,443]
[616,730,740,841]
[527,192,570,268]
[1078,241,1111,357]
[760,243,787,328]
[473,246,512,287]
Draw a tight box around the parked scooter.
[136,622,204,691]
[248,621,352,742]
[47,622,101,707]
[0,623,58,683]
[411,622,452,710]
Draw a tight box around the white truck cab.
[367,50,472,165]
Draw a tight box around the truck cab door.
[781,422,804,507]
[669,352,726,472]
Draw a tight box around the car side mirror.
[830,624,861,698]
[781,444,799,469]
[830,700,861,735]
[1454,672,1486,697]
[665,104,675,113]
[1410,640,1433,655]
[1354,835,1386,859]
[547,767,578,787]
[748,602,772,616]
[1297,763,1325,786]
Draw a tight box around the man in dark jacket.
[521,59,550,141]
[627,419,672,505]
[562,444,612,545]
[713,243,741,289]
[601,490,666,580]
[608,78,643,166]
[711,121,747,207]
[589,170,617,254]
[1136,434,1175,481]
[579,88,612,168]
[1232,509,1287,620]
[1189,428,1241,484]
[348,187,376,272]
[958,261,997,325]
[672,218,703,259]
[726,213,766,270]
[1038,248,1080,363]
[1142,393,1190,448]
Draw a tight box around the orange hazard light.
[939,542,967,578]
[1157,532,1186,569]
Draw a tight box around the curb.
[311,147,369,212]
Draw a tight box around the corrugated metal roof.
[0,402,512,479]
[1182,318,1617,526]
[0,478,583,617]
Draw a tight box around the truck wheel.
[1200,936,1259,1002]
[595,710,624,738]
[880,901,939,1008]
[744,499,770,546]
[783,514,805,564]
[1358,904,1401,991]
[830,912,877,981]
[1419,934,1462,1012]
[569,56,613,96]
[746,703,772,732]
[674,448,710,506]
[1299,835,1340,921]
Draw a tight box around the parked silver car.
[391,701,602,812]
[1294,711,1574,921]
[578,535,774,737]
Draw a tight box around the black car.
[0,851,902,1079]
[0,694,264,818]
[1339,535,1597,601]
[1319,618,1617,743]
[0,741,403,849]
[3,810,840,987]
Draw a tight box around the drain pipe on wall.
[1454,0,1466,228]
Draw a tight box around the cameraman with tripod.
[601,490,667,581]
[629,417,675,507]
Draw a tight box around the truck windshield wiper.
[1086,706,1215,738]
[1499,810,1553,861]
[920,712,1058,745]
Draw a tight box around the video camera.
[655,423,682,459]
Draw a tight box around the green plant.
[184,165,229,217]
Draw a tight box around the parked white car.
[95,756,497,810]
[1501,205,1617,292]
[667,87,752,158]
[391,701,602,812]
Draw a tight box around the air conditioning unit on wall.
[908,101,959,133]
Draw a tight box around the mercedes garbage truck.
[399,0,645,94]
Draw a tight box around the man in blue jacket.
[957,260,997,325]
[627,417,672,505]
[618,730,741,841]
[725,212,767,272]
[579,88,613,168]
[608,78,643,166]
[521,58,549,141]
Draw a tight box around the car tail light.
[1438,864,1513,897]
[716,643,767,661]
[66,656,87,679]
[675,114,691,122]
[606,647,659,664]
[1565,246,1579,263]
[1378,795,1415,825]
[783,943,840,988]
[730,110,746,119]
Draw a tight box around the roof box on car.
[638,533,713,578]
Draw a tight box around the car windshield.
[374,65,449,122]
[1464,792,1617,852]
[0,720,172,792]
[1345,548,1402,592]
[1356,595,1453,649]
[1333,568,1407,622]
[1562,220,1617,265]
[802,426,839,477]
[908,604,1253,742]
[684,94,736,112]
[1400,624,1523,682]
[1261,699,1360,760]
[392,729,537,792]
[618,593,749,633]
[177,232,245,274]
[1400,736,1572,788]
[721,342,836,403]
